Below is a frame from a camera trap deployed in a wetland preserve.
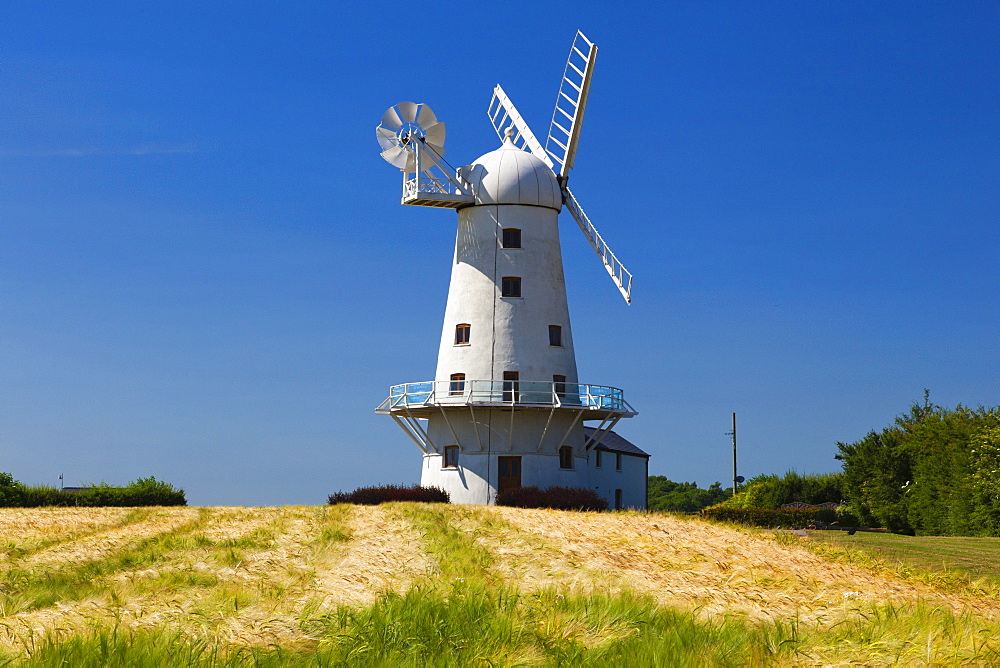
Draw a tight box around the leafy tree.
[968,425,1000,535]
[647,477,730,512]
[0,472,25,506]
[836,428,913,532]
[836,391,1000,535]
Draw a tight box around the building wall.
[435,204,578,386]
[588,450,648,510]
[421,448,591,505]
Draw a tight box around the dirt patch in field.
[490,508,1000,623]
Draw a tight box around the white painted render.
[386,138,642,508]
[421,449,589,506]
[589,451,649,510]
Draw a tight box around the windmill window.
[501,276,521,298]
[615,453,622,471]
[548,325,562,347]
[455,323,471,345]
[595,450,603,468]
[553,374,567,398]
[443,446,459,469]
[502,371,519,402]
[559,446,574,470]
[502,228,522,249]
[450,373,465,395]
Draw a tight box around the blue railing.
[383,379,633,414]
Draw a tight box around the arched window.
[501,228,521,249]
[450,373,465,395]
[443,446,460,468]
[455,323,471,345]
[559,445,574,469]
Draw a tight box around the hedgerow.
[0,474,186,507]
[701,505,860,528]
[328,484,450,505]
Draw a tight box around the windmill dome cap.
[459,137,562,210]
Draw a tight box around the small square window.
[548,325,562,347]
[501,276,521,298]
[444,445,459,468]
[450,373,465,395]
[559,445,574,469]
[455,323,471,345]
[502,228,521,249]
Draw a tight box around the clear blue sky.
[3,2,997,505]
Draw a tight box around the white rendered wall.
[435,204,578,385]
[421,446,590,505]
[588,452,648,510]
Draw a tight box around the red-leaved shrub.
[328,484,449,505]
[495,485,608,511]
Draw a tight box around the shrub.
[328,484,450,505]
[702,506,863,528]
[718,471,846,510]
[495,485,609,511]
[0,474,186,507]
[0,472,25,506]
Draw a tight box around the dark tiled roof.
[583,427,649,458]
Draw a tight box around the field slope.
[2,504,999,665]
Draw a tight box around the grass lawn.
[808,530,1000,585]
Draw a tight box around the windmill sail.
[546,31,597,179]
[564,187,632,305]
[487,85,554,170]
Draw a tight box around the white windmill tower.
[375,32,645,507]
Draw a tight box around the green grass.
[8,586,1000,666]
[808,530,1000,586]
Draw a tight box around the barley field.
[1,504,999,665]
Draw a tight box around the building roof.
[461,137,562,210]
[584,427,649,458]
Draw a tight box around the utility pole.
[731,412,737,493]
[726,412,741,494]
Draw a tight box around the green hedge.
[702,506,859,528]
[0,474,186,507]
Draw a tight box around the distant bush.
[702,505,864,528]
[328,484,450,505]
[717,471,846,510]
[0,474,186,507]
[495,486,609,512]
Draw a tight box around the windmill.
[374,31,646,507]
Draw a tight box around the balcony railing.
[376,379,635,416]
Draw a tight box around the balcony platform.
[375,379,637,419]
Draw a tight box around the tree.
[647,477,730,512]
